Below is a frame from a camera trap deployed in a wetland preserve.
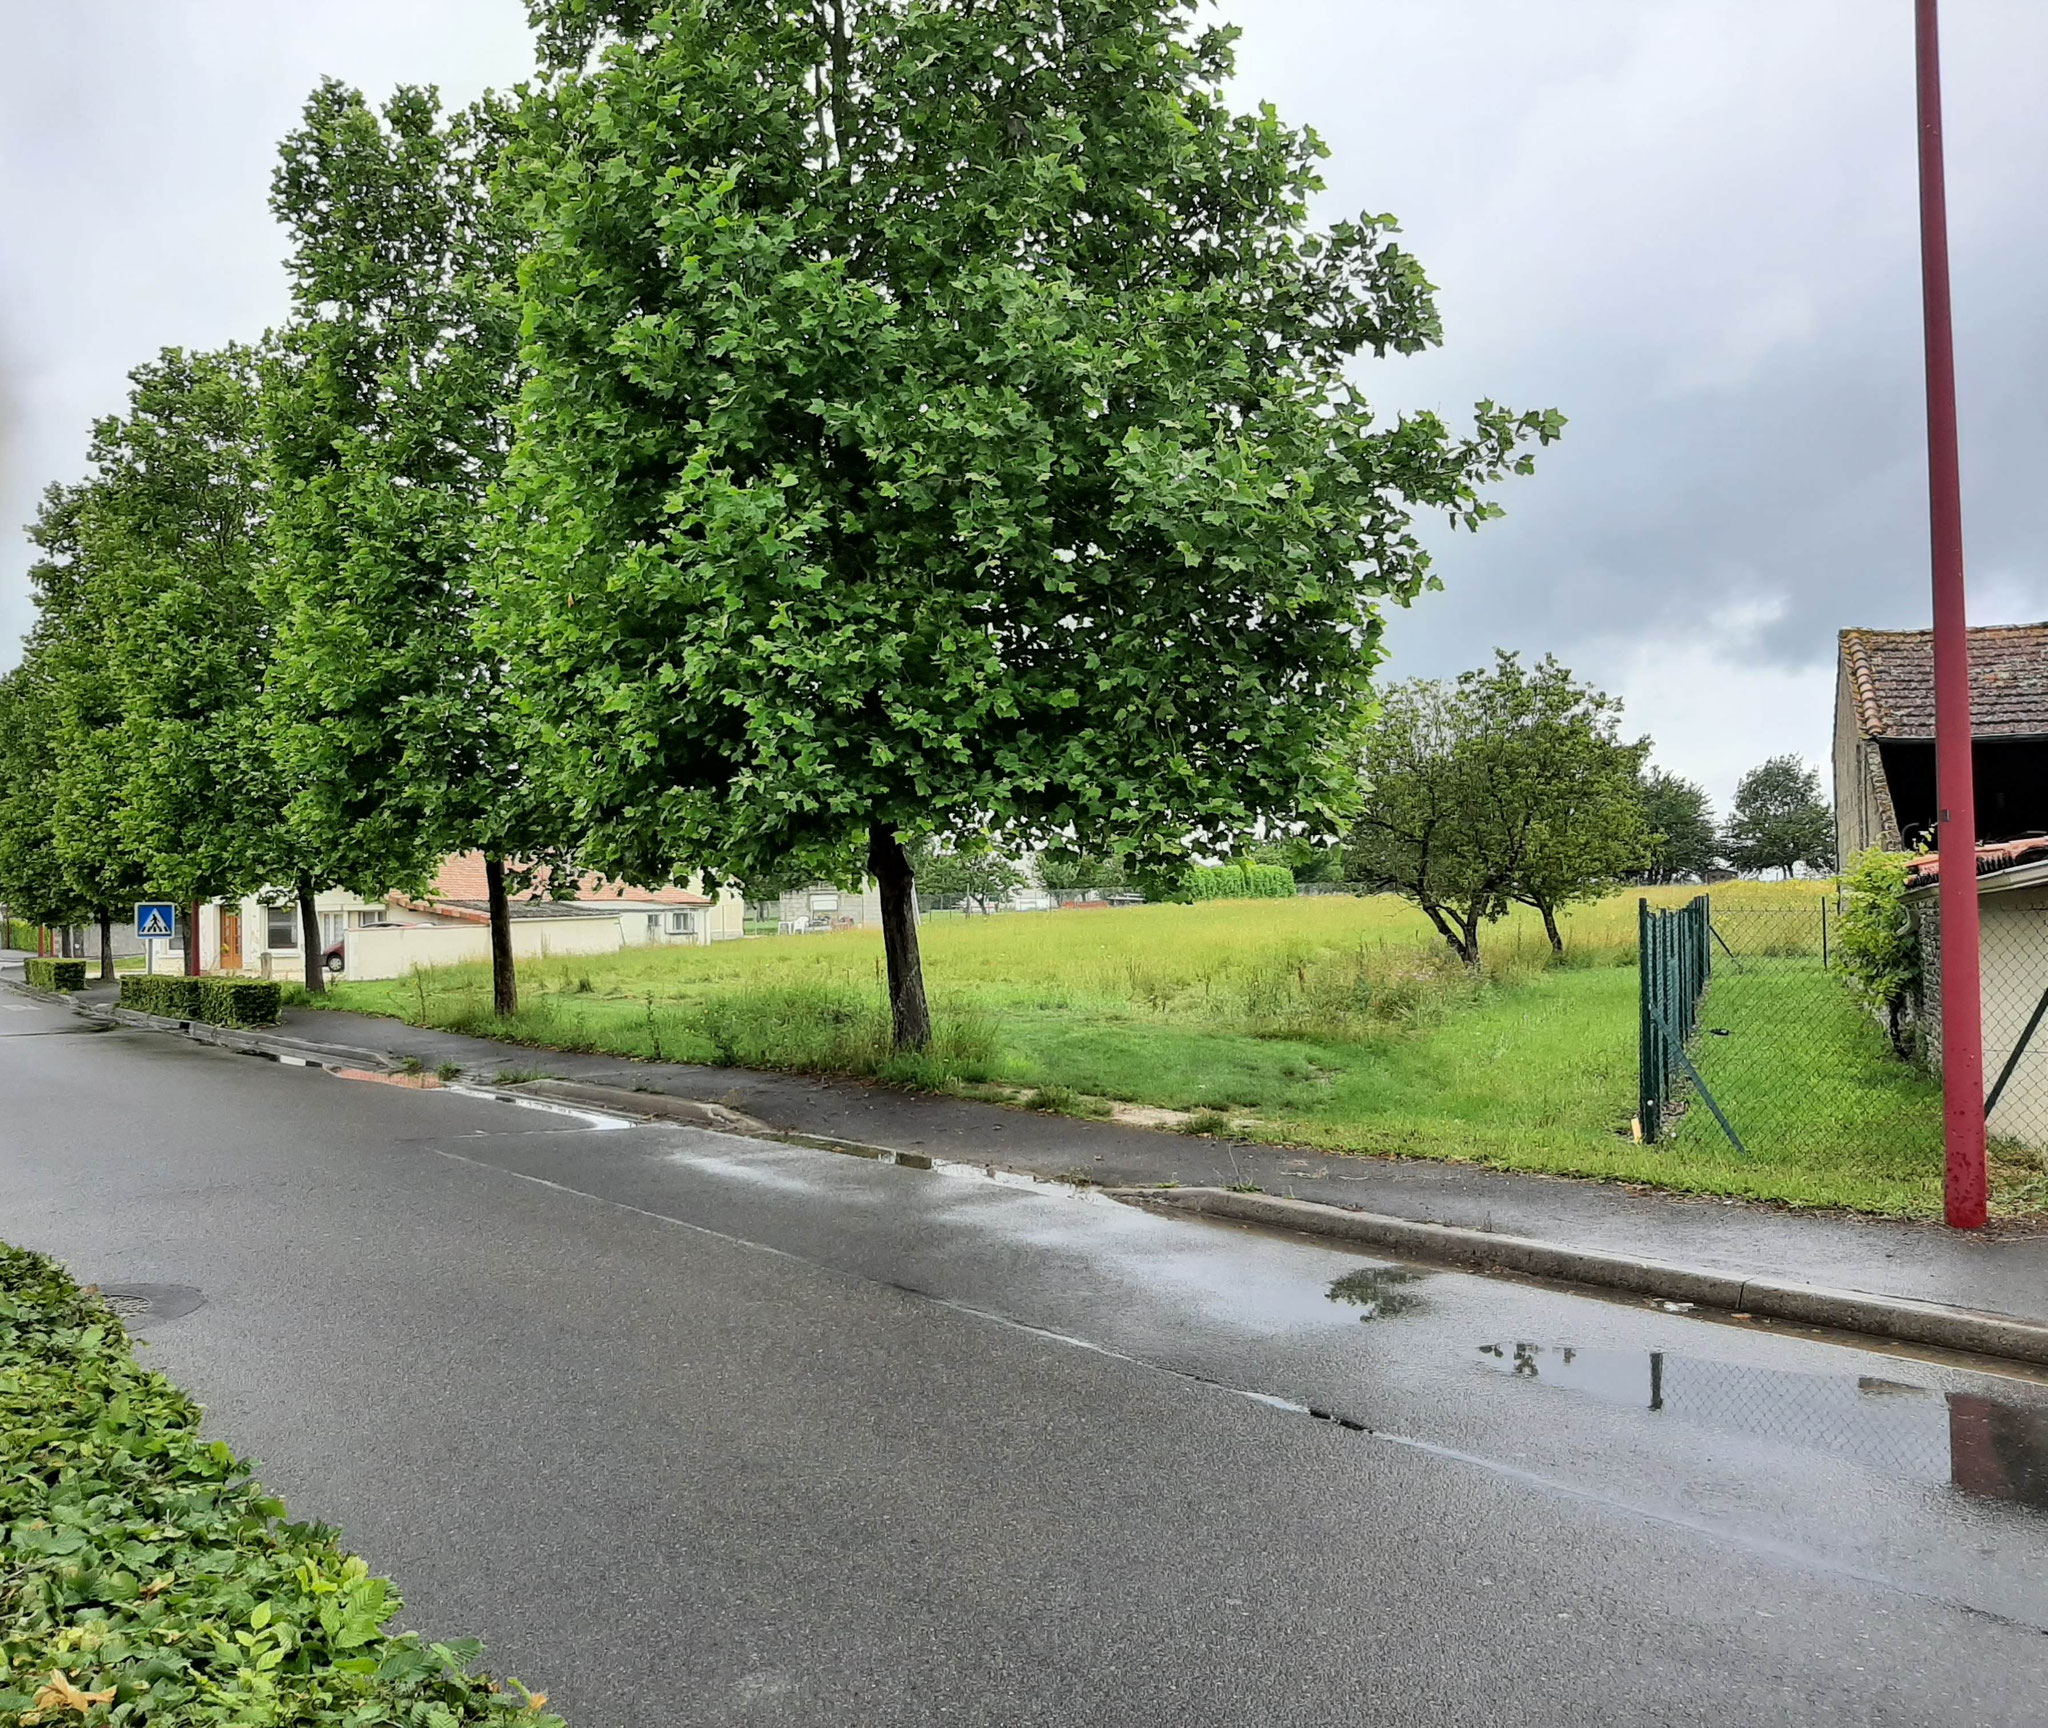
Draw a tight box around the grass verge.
[301,886,2008,1219]
[0,1243,561,1727]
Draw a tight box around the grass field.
[311,882,2032,1219]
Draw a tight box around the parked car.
[322,937,345,975]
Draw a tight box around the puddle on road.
[1479,1342,2048,1512]
[1327,1267,1428,1321]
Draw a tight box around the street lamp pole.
[1914,0,1987,1229]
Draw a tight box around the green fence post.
[1639,898,1656,1143]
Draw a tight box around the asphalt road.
[7,996,2048,1727]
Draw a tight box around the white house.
[187,852,745,982]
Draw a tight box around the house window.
[267,906,298,950]
[647,913,663,935]
[668,910,696,935]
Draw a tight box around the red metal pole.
[1916,0,1988,1229]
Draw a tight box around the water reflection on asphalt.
[1478,1341,2048,1512]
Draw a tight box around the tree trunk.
[98,910,114,983]
[1538,901,1564,957]
[184,902,202,976]
[867,822,932,1051]
[485,853,518,1018]
[297,875,326,994]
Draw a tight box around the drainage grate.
[97,1291,153,1318]
[91,1284,204,1324]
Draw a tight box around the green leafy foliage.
[0,1243,560,1727]
[23,958,88,992]
[907,838,1026,910]
[496,0,1559,1036]
[1723,755,1834,878]
[1175,863,1297,901]
[1835,848,1924,1056]
[117,976,204,1020]
[1637,768,1719,883]
[1032,851,1126,898]
[0,488,152,937]
[114,975,281,1027]
[1347,653,1650,963]
[263,81,561,1011]
[76,348,295,911]
[197,977,284,1028]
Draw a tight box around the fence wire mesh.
[1925,897,2048,1177]
[1639,894,1943,1164]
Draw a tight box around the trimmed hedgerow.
[118,976,281,1027]
[197,977,283,1029]
[0,1244,561,1727]
[23,958,87,993]
[118,976,203,1020]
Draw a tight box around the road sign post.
[135,903,176,978]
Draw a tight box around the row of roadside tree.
[0,2,1567,1046]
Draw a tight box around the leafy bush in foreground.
[0,1244,561,1726]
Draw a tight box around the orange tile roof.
[1904,836,2048,887]
[426,851,711,908]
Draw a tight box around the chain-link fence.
[1921,891,2048,1167]
[1639,894,1943,1163]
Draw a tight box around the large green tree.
[73,348,329,984]
[498,0,1560,1047]
[4,485,152,979]
[265,80,557,1015]
[1723,755,1834,879]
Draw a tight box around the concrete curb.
[78,999,400,1073]
[25,976,2048,1369]
[515,1077,769,1137]
[1127,1187,2048,1367]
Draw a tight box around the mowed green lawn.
[313,884,1993,1217]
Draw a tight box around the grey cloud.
[6,1,2044,810]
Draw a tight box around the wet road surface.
[7,997,2048,1726]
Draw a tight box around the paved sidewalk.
[217,1001,2048,1330]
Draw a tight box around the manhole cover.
[92,1284,204,1324]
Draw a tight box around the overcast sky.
[3,2,2044,812]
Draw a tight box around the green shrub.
[23,957,87,992]
[1836,848,1924,1057]
[198,976,284,1028]
[119,975,203,1019]
[0,1243,559,1726]
[1174,863,1298,902]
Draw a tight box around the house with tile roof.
[1833,623,2048,868]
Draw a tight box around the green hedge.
[24,957,88,992]
[119,974,202,1019]
[0,1243,561,1726]
[1177,863,1298,902]
[200,977,284,1028]
[119,975,282,1026]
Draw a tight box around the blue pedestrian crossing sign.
[135,903,177,940]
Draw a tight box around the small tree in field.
[1724,755,1834,878]
[498,0,1560,1048]
[1637,768,1718,883]
[1347,653,1648,963]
